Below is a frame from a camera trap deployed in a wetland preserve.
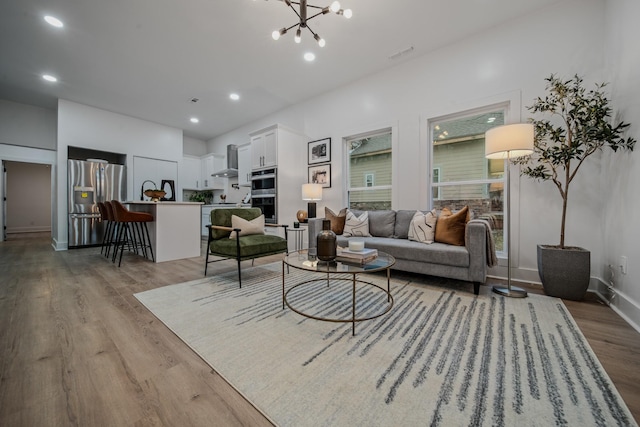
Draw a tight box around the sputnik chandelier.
[271,0,352,47]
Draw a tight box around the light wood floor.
[1,233,639,425]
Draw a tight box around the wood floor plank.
[1,233,639,425]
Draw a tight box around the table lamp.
[302,183,322,219]
[485,123,534,298]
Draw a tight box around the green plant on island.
[189,190,214,204]
[514,74,636,249]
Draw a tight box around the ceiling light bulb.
[295,28,301,43]
[190,117,199,123]
[272,30,281,40]
[42,74,57,82]
[229,93,240,101]
[330,1,341,13]
[304,52,316,62]
[343,8,352,18]
[44,15,64,28]
[314,34,326,47]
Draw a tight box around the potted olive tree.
[514,74,636,300]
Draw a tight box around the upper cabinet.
[251,127,277,170]
[201,153,225,190]
[182,155,202,190]
[237,143,252,187]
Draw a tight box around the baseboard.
[590,277,640,334]
[6,226,51,233]
[51,237,68,251]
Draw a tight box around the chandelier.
[271,0,352,47]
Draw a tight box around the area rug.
[135,263,636,427]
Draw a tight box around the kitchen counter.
[126,201,202,262]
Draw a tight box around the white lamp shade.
[485,123,534,159]
[302,183,322,201]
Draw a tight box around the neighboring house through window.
[430,106,507,252]
[346,129,392,210]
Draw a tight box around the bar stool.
[103,201,119,259]
[97,202,111,256]
[110,200,155,267]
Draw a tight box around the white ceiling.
[0,0,562,141]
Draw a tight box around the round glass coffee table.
[282,250,395,335]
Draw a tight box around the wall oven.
[251,168,277,223]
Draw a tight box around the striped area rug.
[135,263,636,427]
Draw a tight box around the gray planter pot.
[537,244,590,300]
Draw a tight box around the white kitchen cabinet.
[182,155,201,190]
[237,143,252,186]
[248,124,307,226]
[251,128,277,170]
[201,153,225,190]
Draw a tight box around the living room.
[1,0,639,425]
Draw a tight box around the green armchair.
[204,208,288,287]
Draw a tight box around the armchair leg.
[237,256,242,288]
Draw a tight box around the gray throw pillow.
[394,210,417,239]
[367,210,396,237]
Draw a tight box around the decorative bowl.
[144,189,166,202]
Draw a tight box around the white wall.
[55,100,183,249]
[602,0,640,329]
[0,100,56,150]
[183,136,208,156]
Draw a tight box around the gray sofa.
[308,210,491,295]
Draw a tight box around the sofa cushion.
[394,210,417,239]
[210,208,263,239]
[210,234,287,258]
[229,214,265,238]
[335,235,469,267]
[365,210,396,237]
[343,210,372,237]
[325,207,347,235]
[408,210,437,244]
[435,206,469,246]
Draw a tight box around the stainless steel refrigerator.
[68,159,126,248]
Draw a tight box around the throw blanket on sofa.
[469,219,498,267]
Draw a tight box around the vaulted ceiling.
[0,0,562,140]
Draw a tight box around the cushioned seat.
[205,207,288,287]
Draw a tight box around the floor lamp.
[485,123,534,298]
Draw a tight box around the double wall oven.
[251,168,277,224]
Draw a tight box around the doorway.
[2,161,52,240]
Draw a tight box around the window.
[346,129,392,210]
[365,173,375,187]
[430,107,507,252]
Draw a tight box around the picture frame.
[308,138,331,165]
[308,164,331,188]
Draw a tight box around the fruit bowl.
[144,189,166,202]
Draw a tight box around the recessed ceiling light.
[44,15,64,28]
[42,74,57,82]
[229,93,240,101]
[190,117,199,123]
[304,52,316,62]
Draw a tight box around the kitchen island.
[126,201,202,262]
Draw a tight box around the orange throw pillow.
[435,206,469,246]
[325,207,347,235]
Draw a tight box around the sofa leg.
[473,282,480,295]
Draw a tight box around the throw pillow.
[434,206,469,246]
[325,207,347,235]
[342,210,372,237]
[229,214,265,238]
[407,210,437,244]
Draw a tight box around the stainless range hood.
[212,144,238,178]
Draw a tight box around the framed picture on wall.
[308,138,331,165]
[308,164,331,188]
